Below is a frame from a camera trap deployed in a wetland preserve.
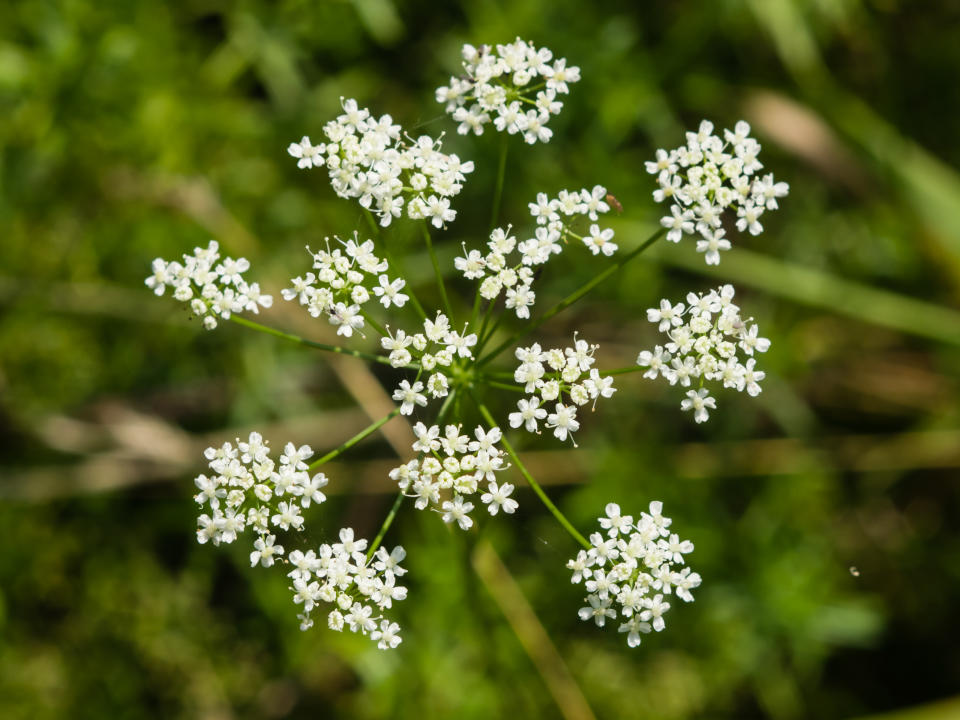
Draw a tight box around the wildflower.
[393,380,428,416]
[509,396,548,433]
[373,275,409,308]
[287,136,325,169]
[481,481,519,515]
[636,285,769,421]
[284,529,407,649]
[647,120,788,263]
[570,502,699,646]
[145,241,272,330]
[584,224,618,256]
[546,403,580,443]
[436,38,580,143]
[372,620,403,650]
[250,534,285,568]
[283,235,406,338]
[458,188,615,320]
[392,424,510,527]
[579,595,616,627]
[379,312,489,413]
[681,388,716,424]
[148,40,801,657]
[442,496,475,530]
[618,616,653,648]
[290,97,474,227]
[513,335,612,443]
[193,432,324,547]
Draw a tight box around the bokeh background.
[2,1,960,718]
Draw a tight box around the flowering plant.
[147,38,787,650]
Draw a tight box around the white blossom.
[569,502,699,646]
[458,189,616,320]
[380,313,484,415]
[647,120,788,263]
[436,39,580,144]
[193,432,326,548]
[286,529,407,650]
[282,234,405,338]
[390,424,510,528]
[287,135,325,169]
[636,285,769,421]
[512,334,612,443]
[290,97,473,228]
[393,379,428,416]
[481,481,519,515]
[145,241,272,330]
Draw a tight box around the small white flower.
[441,496,475,530]
[598,503,633,538]
[618,617,652,648]
[681,388,716,424]
[146,241,272,330]
[371,620,403,650]
[271,501,304,531]
[288,136,326,169]
[481,482,518,516]
[578,595,615,627]
[393,379,428,416]
[250,534,285,568]
[583,224,617,256]
[437,40,577,143]
[373,275,409,308]
[546,403,580,443]
[509,397,547,432]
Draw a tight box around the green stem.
[600,366,647,377]
[421,222,454,320]
[309,407,403,470]
[478,227,665,367]
[229,315,407,367]
[489,134,509,231]
[483,379,525,393]
[364,209,427,321]
[362,208,381,239]
[366,490,406,562]
[472,393,590,550]
[477,309,505,354]
[469,286,483,333]
[473,300,497,352]
[358,309,388,337]
[366,389,460,560]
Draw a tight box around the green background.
[2,0,960,718]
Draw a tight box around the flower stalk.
[473,392,590,549]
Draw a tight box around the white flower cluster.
[144,240,273,330]
[436,38,580,144]
[528,185,617,258]
[456,227,535,319]
[568,502,700,648]
[194,432,328,549]
[511,335,616,444]
[636,284,769,423]
[389,424,514,529]
[281,234,407,338]
[456,187,616,319]
[288,98,474,228]
[287,529,408,650]
[381,312,478,413]
[647,120,789,265]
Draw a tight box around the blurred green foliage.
[2,0,960,718]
